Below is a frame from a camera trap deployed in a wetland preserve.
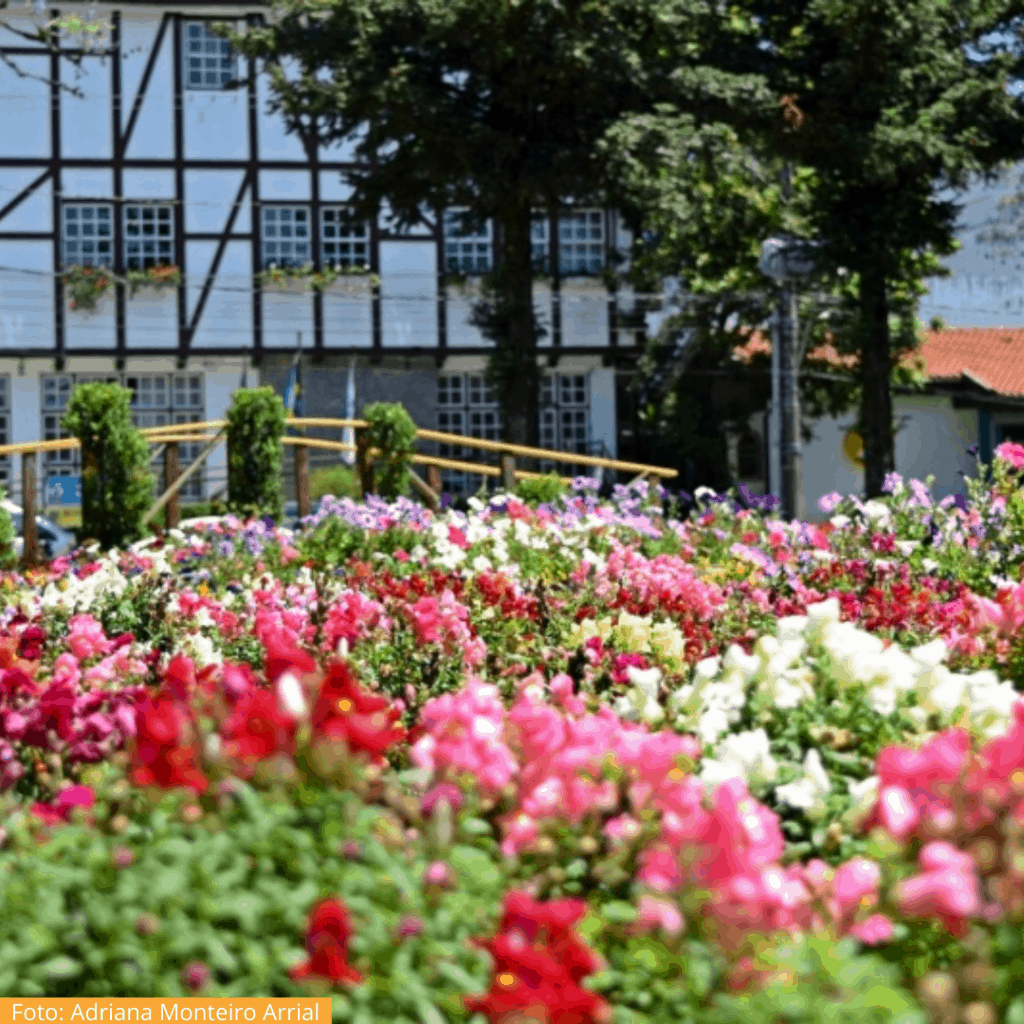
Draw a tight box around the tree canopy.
[226,0,765,449]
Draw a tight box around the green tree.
[750,0,1024,496]
[224,0,759,449]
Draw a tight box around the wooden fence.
[0,417,676,565]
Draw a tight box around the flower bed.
[0,446,1023,1020]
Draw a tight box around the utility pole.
[778,281,802,522]
[760,216,817,519]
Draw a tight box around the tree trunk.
[476,202,541,458]
[859,264,895,498]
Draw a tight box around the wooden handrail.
[145,418,676,478]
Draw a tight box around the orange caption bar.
[0,1001,331,1024]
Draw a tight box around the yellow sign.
[842,430,865,470]
[0,1001,330,1024]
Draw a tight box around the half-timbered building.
[0,1,646,501]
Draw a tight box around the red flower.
[312,660,405,760]
[261,623,316,684]
[220,689,297,772]
[129,697,208,793]
[30,784,95,826]
[17,625,46,660]
[291,899,362,985]
[162,653,196,703]
[465,892,610,1024]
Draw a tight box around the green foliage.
[310,463,358,501]
[298,515,422,568]
[514,474,569,506]
[0,487,15,568]
[62,382,155,550]
[226,387,287,521]
[0,774,504,1012]
[362,402,417,500]
[703,935,925,1024]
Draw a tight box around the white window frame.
[321,207,369,269]
[436,372,502,495]
[444,209,492,274]
[558,209,605,275]
[61,204,114,268]
[40,374,206,500]
[124,204,175,270]
[183,21,237,91]
[261,205,311,269]
[539,372,590,474]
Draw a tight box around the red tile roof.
[732,326,1024,397]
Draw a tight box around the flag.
[284,346,303,418]
[343,359,355,466]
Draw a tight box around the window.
[529,210,606,275]
[737,431,762,479]
[531,216,549,271]
[184,21,237,90]
[540,373,589,475]
[40,374,206,500]
[42,373,118,479]
[436,373,502,495]
[558,209,604,275]
[321,208,368,269]
[444,209,492,273]
[126,374,205,500]
[61,204,113,268]
[261,206,310,269]
[124,205,174,270]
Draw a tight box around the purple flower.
[818,491,843,514]
[882,472,904,495]
[909,479,932,508]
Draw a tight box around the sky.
[919,162,1024,328]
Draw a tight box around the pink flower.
[67,614,113,661]
[849,914,895,946]
[424,861,454,887]
[500,812,539,857]
[830,858,881,922]
[637,844,683,893]
[894,841,981,937]
[995,441,1024,471]
[632,895,685,938]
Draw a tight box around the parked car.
[2,499,78,561]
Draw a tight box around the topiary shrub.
[0,487,15,568]
[514,473,569,507]
[226,387,287,521]
[362,402,417,500]
[310,463,357,502]
[62,382,154,550]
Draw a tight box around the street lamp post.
[759,236,818,521]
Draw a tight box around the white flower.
[775,748,831,816]
[830,515,851,529]
[720,644,760,682]
[896,540,919,557]
[692,655,722,684]
[187,632,221,669]
[909,639,948,672]
[336,637,350,658]
[844,774,880,827]
[277,671,307,719]
[700,728,778,789]
[472,555,493,573]
[624,665,664,724]
[759,668,815,710]
[922,558,939,574]
[776,615,810,645]
[860,500,890,525]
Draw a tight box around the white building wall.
[798,393,979,520]
[0,57,50,157]
[380,241,437,347]
[121,13,174,160]
[589,366,617,460]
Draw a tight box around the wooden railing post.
[21,451,37,566]
[501,454,517,492]
[427,465,442,498]
[164,441,180,529]
[356,429,374,498]
[295,443,310,517]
